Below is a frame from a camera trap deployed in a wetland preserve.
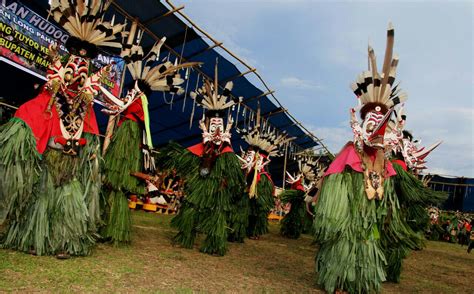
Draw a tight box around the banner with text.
[0,0,124,96]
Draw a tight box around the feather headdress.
[285,154,321,192]
[50,0,126,57]
[121,38,201,96]
[190,63,242,115]
[298,155,320,181]
[350,23,407,117]
[239,107,294,157]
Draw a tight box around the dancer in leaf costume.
[313,23,420,293]
[280,156,319,239]
[233,108,291,240]
[384,120,446,282]
[158,64,245,256]
[0,0,125,258]
[99,29,198,244]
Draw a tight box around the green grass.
[1,210,473,293]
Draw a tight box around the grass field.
[1,210,473,293]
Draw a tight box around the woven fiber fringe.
[102,120,144,245]
[313,172,386,294]
[280,189,306,239]
[162,142,245,256]
[227,192,249,243]
[302,206,314,235]
[247,175,274,238]
[44,148,80,185]
[79,133,103,233]
[0,118,41,224]
[380,163,448,282]
[384,246,408,283]
[2,159,95,256]
[103,120,145,195]
[49,178,95,256]
[393,163,447,233]
[379,173,423,283]
[1,169,53,255]
[103,189,131,245]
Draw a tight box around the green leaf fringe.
[103,120,145,195]
[2,149,95,256]
[1,124,98,256]
[379,172,423,283]
[79,133,103,233]
[2,169,53,255]
[227,192,249,243]
[0,118,41,224]
[247,175,275,238]
[49,178,95,256]
[381,163,448,282]
[313,166,447,290]
[103,189,131,245]
[159,142,245,256]
[280,189,306,239]
[313,171,387,294]
[393,163,447,234]
[102,120,146,245]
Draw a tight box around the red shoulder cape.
[324,142,396,178]
[187,142,234,156]
[14,89,99,154]
[118,98,144,125]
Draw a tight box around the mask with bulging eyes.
[209,117,225,145]
[63,55,89,90]
[351,105,389,151]
[124,88,138,104]
[361,108,385,148]
[241,150,256,173]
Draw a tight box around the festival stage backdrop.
[0,0,125,97]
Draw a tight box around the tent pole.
[144,5,184,25]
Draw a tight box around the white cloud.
[172,1,474,178]
[280,76,324,90]
[174,1,262,69]
[305,123,353,154]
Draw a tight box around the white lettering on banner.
[0,7,11,20]
[97,54,112,65]
[3,1,69,43]
[14,4,28,18]
[4,1,29,19]
[12,17,34,34]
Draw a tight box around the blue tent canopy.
[29,0,327,185]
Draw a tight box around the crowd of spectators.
[427,208,474,253]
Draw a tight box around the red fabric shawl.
[14,89,99,154]
[324,142,396,178]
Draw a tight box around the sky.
[172,0,473,178]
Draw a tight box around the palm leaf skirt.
[2,148,95,256]
[102,120,145,244]
[247,175,274,238]
[313,172,387,293]
[0,118,41,224]
[161,142,245,256]
[280,189,306,239]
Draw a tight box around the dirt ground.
[1,210,473,293]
